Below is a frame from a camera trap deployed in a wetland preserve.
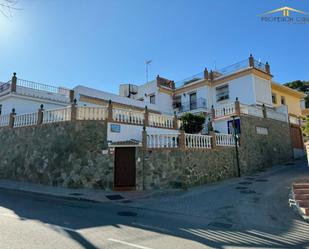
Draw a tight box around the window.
[173,95,181,108]
[150,94,155,104]
[0,104,2,115]
[272,92,277,104]
[189,92,197,110]
[281,96,286,105]
[216,85,229,102]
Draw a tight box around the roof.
[271,82,307,98]
[108,139,142,147]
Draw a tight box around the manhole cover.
[106,195,124,200]
[240,190,256,194]
[117,211,138,217]
[69,193,83,196]
[239,181,252,185]
[208,222,232,229]
[235,186,248,190]
[255,179,268,182]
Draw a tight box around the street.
[0,159,309,249]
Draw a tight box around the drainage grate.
[255,179,268,182]
[69,193,83,196]
[239,181,252,185]
[117,211,138,217]
[106,195,124,200]
[240,190,256,194]
[235,186,248,190]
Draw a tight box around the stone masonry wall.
[140,115,293,190]
[0,121,114,189]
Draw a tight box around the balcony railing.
[178,98,207,113]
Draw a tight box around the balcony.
[177,98,207,113]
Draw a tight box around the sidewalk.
[0,179,161,203]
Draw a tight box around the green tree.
[302,117,309,137]
[180,113,205,134]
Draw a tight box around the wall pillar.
[265,62,270,74]
[71,99,77,121]
[262,104,267,118]
[235,97,240,116]
[9,108,16,128]
[144,106,149,127]
[179,130,185,149]
[249,54,254,67]
[173,111,178,129]
[11,72,17,92]
[107,99,113,122]
[69,90,75,103]
[210,131,216,148]
[204,68,209,80]
[37,104,44,125]
[142,126,147,150]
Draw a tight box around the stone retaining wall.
[0,121,113,189]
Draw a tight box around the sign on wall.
[110,124,121,133]
[256,127,268,135]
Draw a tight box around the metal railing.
[42,107,71,124]
[253,60,267,72]
[17,79,71,97]
[147,133,179,148]
[13,112,38,128]
[215,133,235,147]
[179,98,207,112]
[0,82,10,93]
[77,106,107,121]
[149,113,174,128]
[215,59,249,77]
[174,72,204,88]
[185,133,212,149]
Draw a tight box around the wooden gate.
[290,125,303,149]
[114,147,136,189]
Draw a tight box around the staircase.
[291,183,309,218]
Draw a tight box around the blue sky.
[0,0,308,93]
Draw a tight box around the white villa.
[0,55,304,144]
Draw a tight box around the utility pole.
[145,59,152,83]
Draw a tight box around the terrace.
[0,74,71,103]
[174,54,270,88]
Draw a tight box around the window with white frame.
[149,94,155,104]
[216,85,229,102]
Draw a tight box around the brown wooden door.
[290,125,303,149]
[114,147,136,189]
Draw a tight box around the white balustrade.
[0,114,10,127]
[113,108,144,125]
[267,109,288,122]
[215,133,235,147]
[215,103,235,118]
[77,106,107,120]
[13,112,38,127]
[148,113,174,128]
[240,104,264,118]
[185,133,212,149]
[147,133,179,148]
[42,107,71,124]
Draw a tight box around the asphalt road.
[0,159,309,249]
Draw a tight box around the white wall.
[214,120,229,133]
[107,122,179,142]
[0,95,68,115]
[157,92,174,114]
[74,85,158,111]
[253,76,272,106]
[213,75,255,108]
